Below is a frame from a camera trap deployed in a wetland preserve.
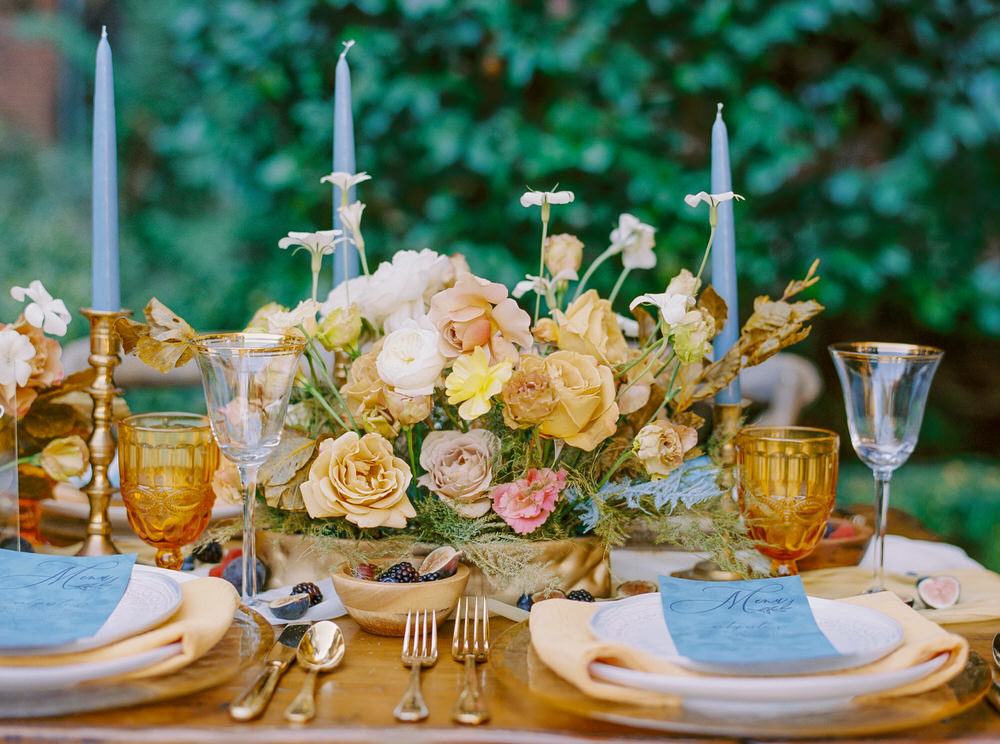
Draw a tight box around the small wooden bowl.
[798,515,874,571]
[330,563,470,637]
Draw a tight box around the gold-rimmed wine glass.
[117,412,219,570]
[830,342,943,592]
[193,332,304,604]
[735,426,840,576]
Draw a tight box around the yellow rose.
[552,290,628,366]
[340,346,400,438]
[634,419,698,479]
[39,435,89,482]
[537,350,618,452]
[501,354,558,428]
[544,233,584,275]
[532,317,559,345]
[317,304,362,351]
[300,431,414,528]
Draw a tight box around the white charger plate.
[591,654,947,716]
[0,565,182,657]
[0,642,183,692]
[590,593,903,676]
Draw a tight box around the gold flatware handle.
[284,669,318,723]
[229,662,283,721]
[452,654,489,726]
[394,663,429,722]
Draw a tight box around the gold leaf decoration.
[116,299,197,373]
[259,429,318,512]
[697,284,729,332]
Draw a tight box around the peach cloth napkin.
[529,592,968,707]
[0,577,239,678]
[803,567,1000,625]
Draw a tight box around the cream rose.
[376,321,446,396]
[417,429,500,517]
[544,233,584,275]
[537,350,618,452]
[300,432,414,528]
[552,290,628,366]
[635,419,698,479]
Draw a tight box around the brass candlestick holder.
[77,307,131,557]
[712,398,750,498]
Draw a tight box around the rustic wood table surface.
[3,508,997,744]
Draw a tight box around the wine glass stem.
[871,470,893,592]
[238,462,260,605]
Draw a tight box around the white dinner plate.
[590,654,947,716]
[1,565,182,657]
[590,593,904,675]
[0,642,183,692]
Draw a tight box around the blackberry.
[516,593,534,612]
[419,571,445,582]
[377,562,420,583]
[193,540,223,564]
[566,589,595,602]
[291,581,324,606]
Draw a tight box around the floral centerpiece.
[0,281,93,544]
[118,174,823,595]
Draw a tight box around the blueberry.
[516,593,534,612]
[0,536,34,553]
[181,555,196,571]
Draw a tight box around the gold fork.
[450,596,490,725]
[393,609,438,722]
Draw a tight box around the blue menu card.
[0,549,136,650]
[657,575,840,665]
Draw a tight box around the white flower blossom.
[683,191,744,209]
[629,270,701,327]
[338,201,366,253]
[0,327,36,403]
[609,213,657,270]
[277,230,341,257]
[616,314,640,338]
[519,189,575,208]
[376,320,446,397]
[512,269,578,310]
[10,280,71,336]
[257,300,319,337]
[320,171,372,193]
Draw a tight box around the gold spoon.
[283,621,346,723]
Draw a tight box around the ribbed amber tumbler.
[735,426,839,576]
[118,412,219,570]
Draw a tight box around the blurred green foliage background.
[1,0,998,557]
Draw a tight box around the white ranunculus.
[0,327,36,393]
[376,321,446,396]
[10,280,71,336]
[684,191,745,209]
[321,275,372,317]
[519,189,575,207]
[361,249,452,329]
[320,171,372,193]
[609,213,656,270]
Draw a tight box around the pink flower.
[490,468,567,535]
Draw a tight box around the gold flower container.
[330,562,470,637]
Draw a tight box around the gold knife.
[230,622,311,721]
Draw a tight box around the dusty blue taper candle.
[91,26,120,312]
[711,103,741,404]
[332,40,359,286]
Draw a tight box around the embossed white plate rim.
[0,642,182,691]
[589,592,904,675]
[0,565,182,656]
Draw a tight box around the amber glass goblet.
[735,426,839,576]
[118,412,219,570]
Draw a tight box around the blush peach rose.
[634,419,699,479]
[417,429,500,517]
[300,431,414,528]
[427,273,532,363]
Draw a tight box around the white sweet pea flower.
[0,327,36,402]
[616,314,640,338]
[376,320,446,396]
[609,213,657,270]
[338,201,366,252]
[256,300,319,337]
[10,280,71,337]
[629,270,701,327]
[519,189,575,208]
[278,230,341,257]
[320,171,372,193]
[684,191,744,209]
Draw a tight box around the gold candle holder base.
[77,307,131,557]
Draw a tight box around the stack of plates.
[588,593,946,716]
[0,566,184,692]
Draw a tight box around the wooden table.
[3,509,997,744]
